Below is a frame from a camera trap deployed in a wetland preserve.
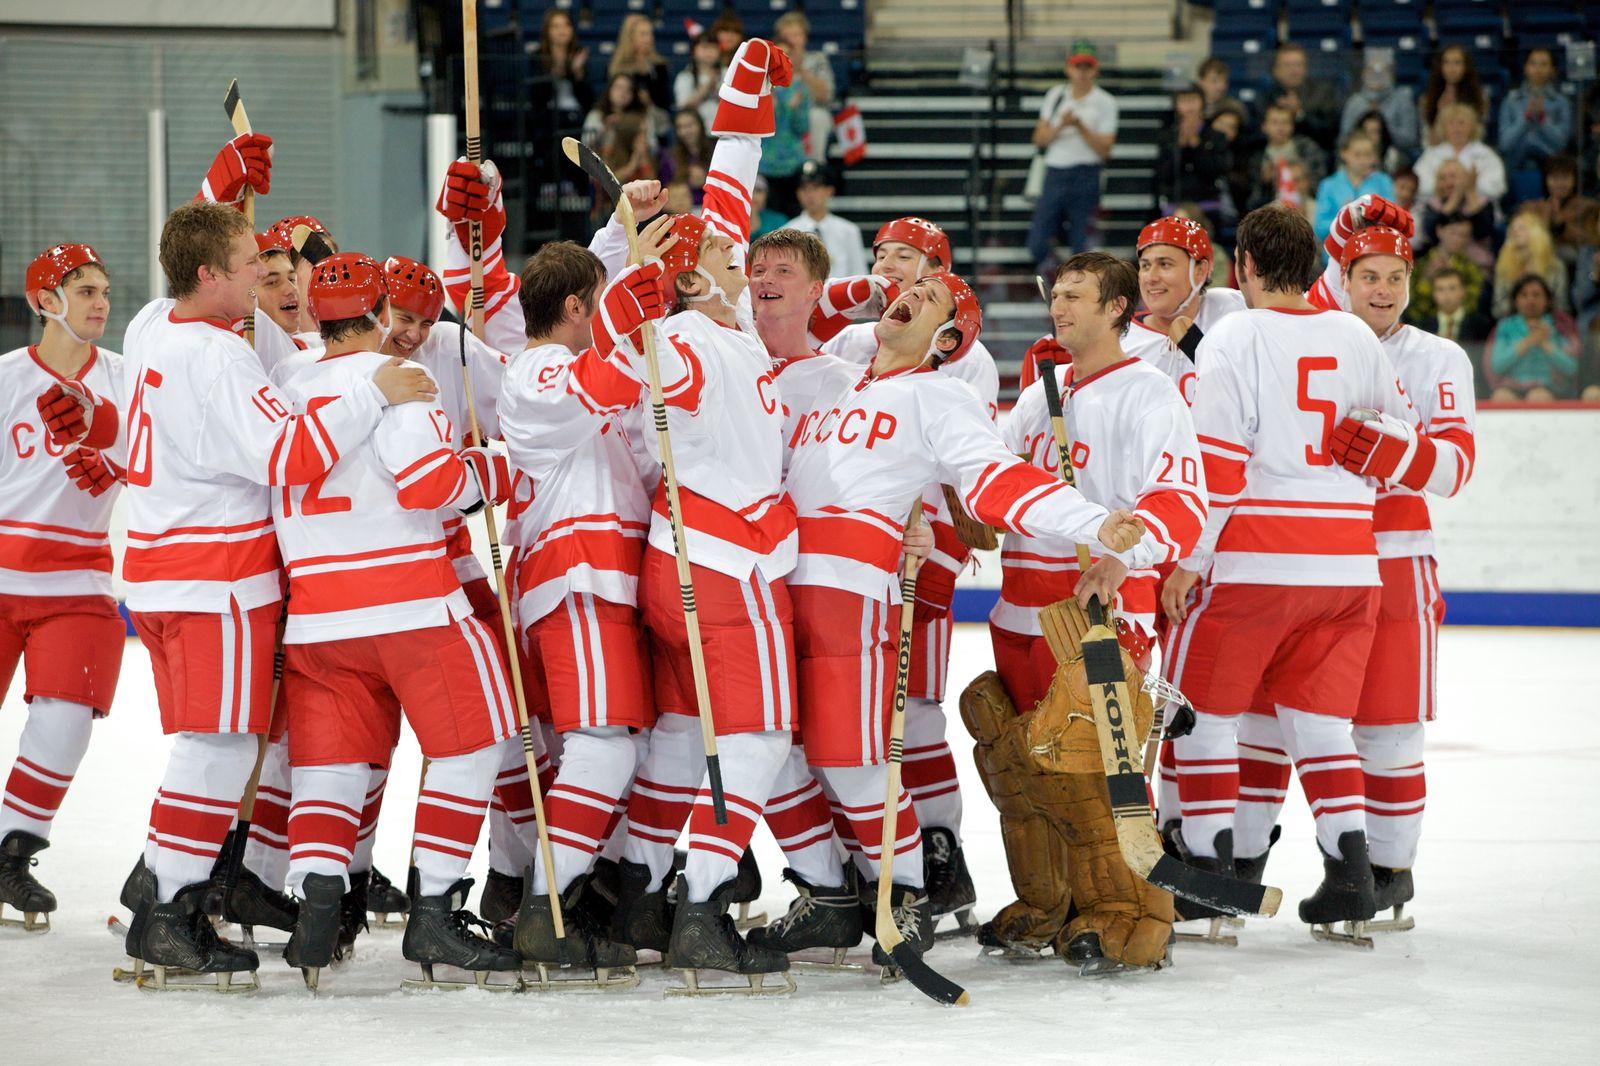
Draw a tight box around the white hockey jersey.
[120,299,386,614]
[499,341,655,627]
[1119,288,1246,405]
[273,351,479,642]
[774,351,858,466]
[1183,307,1416,587]
[0,345,126,597]
[785,365,1115,602]
[994,357,1207,635]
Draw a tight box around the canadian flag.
[834,104,867,165]
[1275,157,1301,209]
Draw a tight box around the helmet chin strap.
[1179,259,1207,317]
[923,317,956,368]
[685,265,728,306]
[40,287,90,346]
[366,308,393,349]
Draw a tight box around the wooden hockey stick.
[1035,358,1279,918]
[289,225,336,267]
[874,498,969,1006]
[563,134,729,825]
[224,80,256,347]
[459,0,571,960]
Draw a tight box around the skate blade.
[733,902,769,933]
[1310,921,1376,950]
[790,946,867,973]
[368,912,408,929]
[933,908,979,942]
[521,961,641,992]
[978,942,1054,962]
[1078,954,1167,979]
[302,967,322,992]
[400,964,523,992]
[1366,906,1415,934]
[0,903,51,933]
[136,965,260,994]
[1173,917,1239,948]
[664,969,797,997]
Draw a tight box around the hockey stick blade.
[888,942,969,1006]
[291,225,336,266]
[224,79,251,136]
[1082,631,1282,917]
[561,136,624,207]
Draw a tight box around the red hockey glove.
[200,133,274,204]
[37,380,118,450]
[1329,409,1437,489]
[593,261,668,360]
[436,158,502,223]
[460,447,512,509]
[62,447,124,498]
[808,274,898,344]
[1325,193,1414,258]
[712,39,792,138]
[1021,335,1069,391]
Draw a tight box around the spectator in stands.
[1341,51,1419,158]
[1522,156,1600,271]
[599,113,656,185]
[1027,40,1119,275]
[782,160,867,277]
[1412,214,1490,320]
[584,73,667,150]
[1498,48,1573,181]
[1417,267,1493,345]
[1420,44,1490,147]
[1264,43,1341,152]
[1490,274,1579,400]
[1393,167,1420,219]
[660,109,712,204]
[609,14,672,112]
[759,67,813,218]
[1246,102,1328,211]
[665,181,695,218]
[1415,104,1507,203]
[1355,112,1408,177]
[1314,130,1395,243]
[1197,56,1242,122]
[1155,85,1229,220]
[534,8,593,133]
[775,12,836,162]
[710,11,746,63]
[1419,158,1494,253]
[1211,103,1252,216]
[674,32,724,130]
[1493,210,1569,317]
[750,175,787,239]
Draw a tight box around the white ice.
[2,625,1596,1065]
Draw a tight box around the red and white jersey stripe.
[786,366,1114,601]
[273,351,476,642]
[499,341,654,626]
[441,187,527,359]
[0,345,125,597]
[121,299,386,613]
[1184,307,1416,587]
[995,357,1206,635]
[1120,288,1246,405]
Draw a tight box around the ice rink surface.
[2,624,1596,1065]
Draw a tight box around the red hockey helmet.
[922,272,983,365]
[265,214,333,256]
[256,230,293,256]
[874,216,952,271]
[307,253,387,322]
[382,256,446,321]
[659,213,710,293]
[1340,226,1413,272]
[1114,617,1154,676]
[1137,216,1213,263]
[25,243,105,314]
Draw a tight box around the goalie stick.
[1034,354,1280,918]
[560,133,730,826]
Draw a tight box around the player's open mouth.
[756,290,783,301]
[888,301,915,324]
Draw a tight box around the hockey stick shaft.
[224,79,255,346]
[873,499,968,1006]
[459,0,570,950]
[612,192,727,824]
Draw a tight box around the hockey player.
[490,237,664,982]
[272,253,522,989]
[112,202,435,989]
[0,244,125,931]
[1161,204,1418,939]
[974,252,1205,967]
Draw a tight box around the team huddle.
[0,39,1473,998]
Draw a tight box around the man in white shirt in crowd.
[1027,39,1119,276]
[782,160,868,278]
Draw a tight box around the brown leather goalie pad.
[958,671,1072,947]
[941,483,999,551]
[1026,598,1156,775]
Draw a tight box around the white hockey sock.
[623,714,706,885]
[1155,736,1181,829]
[1354,723,1426,869]
[533,726,637,895]
[242,736,291,889]
[0,697,93,841]
[1235,712,1292,860]
[286,762,367,895]
[682,729,789,903]
[349,764,389,874]
[147,732,258,902]
[762,745,845,888]
[412,745,499,897]
[1275,706,1366,858]
[901,697,963,839]
[489,735,536,878]
[815,763,923,888]
[1175,712,1241,859]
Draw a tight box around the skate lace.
[773,892,815,934]
[890,899,920,941]
[448,908,495,945]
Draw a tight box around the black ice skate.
[0,830,56,933]
[336,869,371,959]
[731,848,767,931]
[222,865,298,952]
[1169,828,1240,948]
[865,880,935,981]
[664,874,795,997]
[571,855,621,932]
[283,873,343,990]
[1235,825,1283,885]
[1367,864,1415,934]
[368,865,409,927]
[610,859,674,955]
[922,827,978,940]
[111,858,161,984]
[748,867,865,970]
[1070,929,1174,979]
[400,877,523,991]
[512,869,640,991]
[479,867,521,926]
[137,881,260,993]
[1302,830,1379,949]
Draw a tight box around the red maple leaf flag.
[834,104,867,165]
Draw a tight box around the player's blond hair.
[160,201,251,299]
[749,229,831,283]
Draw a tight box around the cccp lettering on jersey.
[10,421,70,461]
[756,371,780,415]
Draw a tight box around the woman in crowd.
[758,67,813,217]
[1490,274,1579,400]
[1521,155,1600,270]
[583,73,665,149]
[673,32,724,130]
[775,12,836,161]
[1419,158,1494,253]
[1492,210,1569,316]
[1355,111,1409,176]
[1420,44,1490,145]
[608,13,672,111]
[1415,104,1507,202]
[533,7,594,133]
[659,108,713,204]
